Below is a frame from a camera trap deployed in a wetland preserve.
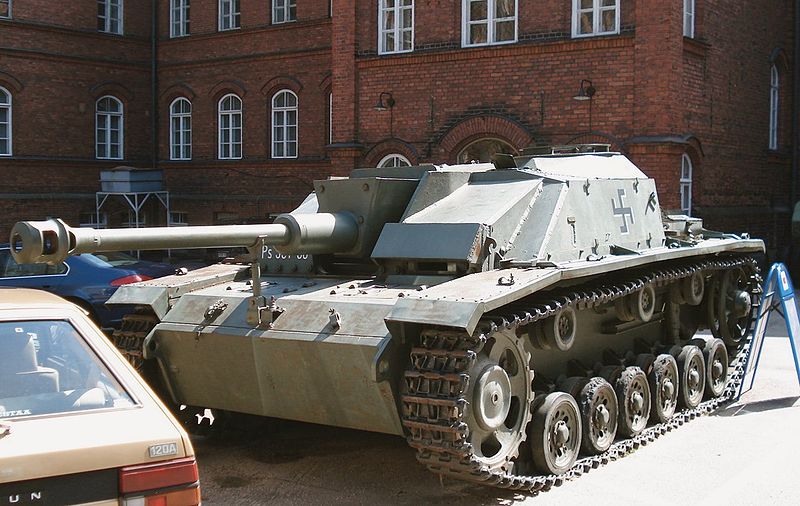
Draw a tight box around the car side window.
[0,249,66,277]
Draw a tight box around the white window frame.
[219,0,240,31]
[96,95,124,160]
[0,86,11,157]
[169,211,189,226]
[273,0,296,24]
[769,64,779,150]
[680,154,693,215]
[1,0,12,19]
[123,210,147,228]
[272,90,298,159]
[378,154,411,168]
[462,0,517,48]
[572,0,619,38]
[170,0,190,38]
[378,0,414,55]
[98,0,123,35]
[218,94,242,160]
[170,97,192,161]
[683,0,695,38]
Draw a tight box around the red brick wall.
[0,0,795,261]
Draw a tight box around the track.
[401,254,761,493]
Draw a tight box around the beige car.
[0,288,200,505]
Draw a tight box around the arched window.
[769,64,779,150]
[272,90,298,158]
[378,154,411,168]
[218,94,242,159]
[680,154,693,215]
[170,98,192,160]
[0,87,11,156]
[96,95,123,160]
[457,138,515,163]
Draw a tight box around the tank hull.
[142,237,761,437]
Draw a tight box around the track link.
[112,312,159,371]
[401,254,761,493]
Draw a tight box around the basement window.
[169,211,189,226]
[79,212,108,229]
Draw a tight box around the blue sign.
[738,263,800,399]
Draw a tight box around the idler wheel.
[464,332,534,472]
[703,338,729,398]
[530,392,582,474]
[577,377,618,455]
[615,366,651,437]
[542,306,577,351]
[648,354,679,423]
[677,345,706,408]
[717,267,753,348]
[681,271,705,306]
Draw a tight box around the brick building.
[0,1,796,259]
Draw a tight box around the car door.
[0,247,68,291]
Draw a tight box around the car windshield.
[0,320,135,419]
[82,251,141,268]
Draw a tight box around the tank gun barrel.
[10,213,358,265]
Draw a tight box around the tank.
[10,147,764,491]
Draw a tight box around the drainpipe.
[151,0,159,168]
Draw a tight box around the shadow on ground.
[716,395,800,417]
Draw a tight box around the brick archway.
[438,115,534,163]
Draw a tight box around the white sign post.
[738,263,800,399]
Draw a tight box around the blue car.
[0,245,176,328]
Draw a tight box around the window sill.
[378,49,414,56]
[571,30,620,39]
[766,148,791,162]
[683,36,709,57]
[461,39,517,49]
